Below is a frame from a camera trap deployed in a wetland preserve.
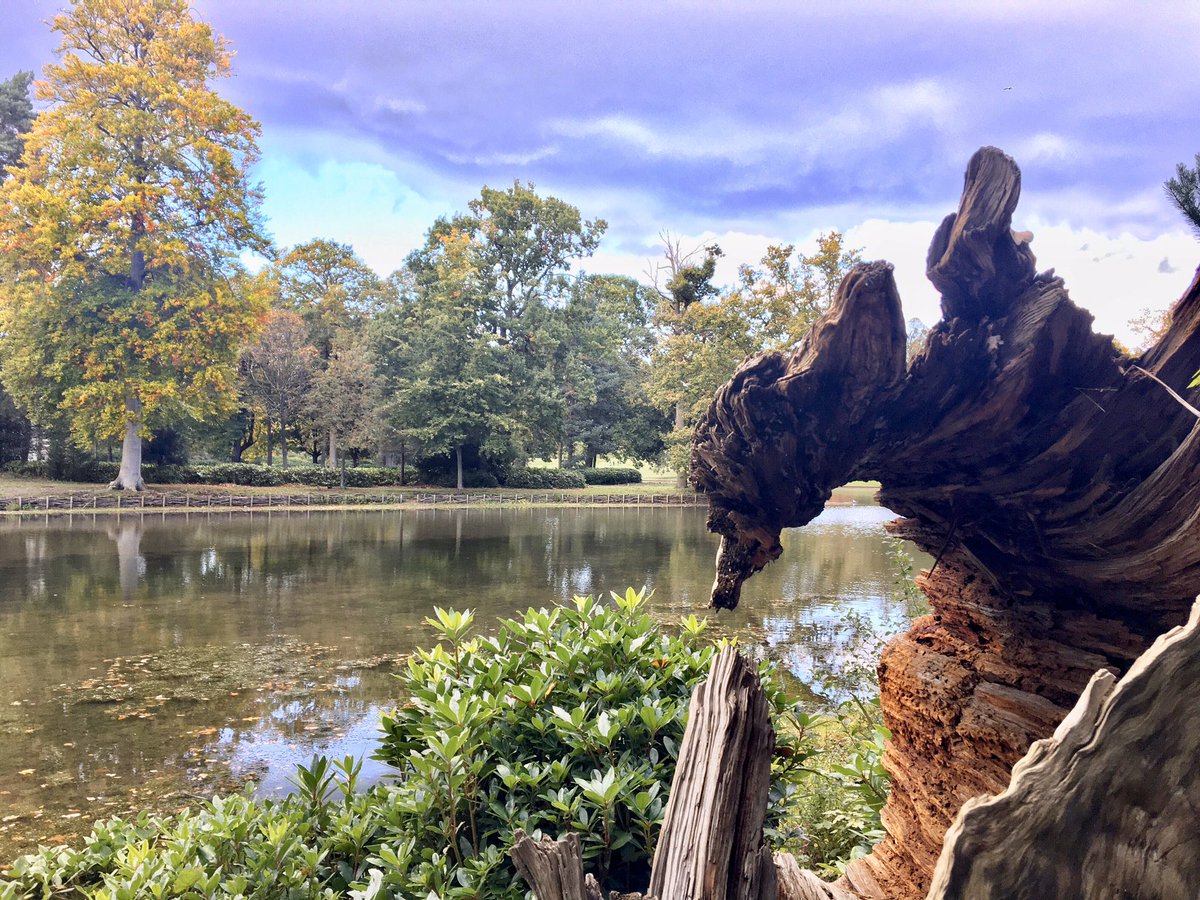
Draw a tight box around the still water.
[0,489,925,857]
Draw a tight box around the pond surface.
[0,488,927,858]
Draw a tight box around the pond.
[0,487,927,858]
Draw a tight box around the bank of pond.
[0,494,926,896]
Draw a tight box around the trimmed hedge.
[1,461,408,488]
[576,466,643,485]
[502,467,586,489]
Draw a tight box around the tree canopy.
[0,0,269,489]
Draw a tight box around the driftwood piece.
[510,830,604,900]
[647,646,777,900]
[691,146,1200,897]
[927,596,1200,899]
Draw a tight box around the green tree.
[308,336,384,485]
[0,0,269,490]
[556,275,667,466]
[404,183,606,466]
[1165,152,1200,239]
[0,70,34,177]
[389,229,515,489]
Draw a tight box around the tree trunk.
[265,418,273,467]
[339,446,346,488]
[280,409,289,468]
[925,598,1200,899]
[328,428,337,468]
[691,146,1200,898]
[400,442,406,486]
[674,399,687,489]
[455,444,464,490]
[109,395,146,491]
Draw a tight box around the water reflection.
[0,490,927,856]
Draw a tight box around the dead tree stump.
[647,646,776,900]
[927,597,1200,899]
[691,145,1200,897]
[510,647,777,900]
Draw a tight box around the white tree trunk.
[456,444,464,490]
[109,397,145,491]
[327,428,338,468]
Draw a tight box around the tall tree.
[270,239,384,466]
[308,336,383,484]
[241,309,317,468]
[0,71,34,177]
[389,229,514,489]
[1165,152,1200,239]
[405,183,606,465]
[0,0,269,490]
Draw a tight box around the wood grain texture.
[691,145,1200,897]
[647,647,777,900]
[927,597,1200,899]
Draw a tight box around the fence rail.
[0,489,705,513]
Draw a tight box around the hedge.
[502,467,587,489]
[575,466,643,485]
[1,461,408,488]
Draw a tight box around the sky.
[3,0,1198,345]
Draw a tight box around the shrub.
[194,463,286,487]
[0,594,892,897]
[503,467,586,489]
[575,467,643,486]
[1,460,48,479]
[0,593,808,898]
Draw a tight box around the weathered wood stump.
[928,597,1200,898]
[511,647,777,900]
[691,146,1200,898]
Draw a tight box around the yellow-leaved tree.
[0,0,270,489]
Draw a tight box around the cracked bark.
[691,146,1200,898]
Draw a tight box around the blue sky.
[4,0,1199,343]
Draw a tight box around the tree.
[647,237,724,485]
[0,0,269,490]
[403,183,607,467]
[389,229,514,489]
[241,310,317,468]
[465,180,606,337]
[1165,152,1200,239]
[0,71,34,177]
[270,239,385,466]
[551,274,664,466]
[308,337,383,485]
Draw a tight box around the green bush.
[0,593,893,898]
[0,460,47,478]
[574,467,643,486]
[503,467,586,489]
[0,593,808,898]
[194,463,286,487]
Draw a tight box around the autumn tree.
[270,239,384,467]
[647,233,860,479]
[241,309,317,468]
[0,0,269,490]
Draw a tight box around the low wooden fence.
[1,489,705,513]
